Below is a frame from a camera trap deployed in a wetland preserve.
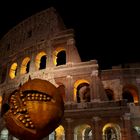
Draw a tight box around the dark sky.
[0,0,139,69]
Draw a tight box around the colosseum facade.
[0,7,140,140]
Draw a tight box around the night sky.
[0,0,139,69]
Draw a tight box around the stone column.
[65,118,74,140]
[92,116,102,140]
[122,113,132,140]
[90,71,100,102]
[66,75,73,103]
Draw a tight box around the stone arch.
[35,51,47,70]
[102,123,121,140]
[53,47,66,66]
[9,62,18,79]
[0,128,9,140]
[20,57,30,74]
[105,89,115,101]
[74,124,92,140]
[74,79,90,103]
[122,84,139,103]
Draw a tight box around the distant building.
[0,7,140,140]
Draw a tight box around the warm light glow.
[102,123,121,140]
[55,125,64,140]
[130,88,139,103]
[103,123,115,133]
[0,96,2,103]
[74,79,89,101]
[53,47,66,65]
[35,52,46,70]
[9,63,18,79]
[76,124,90,132]
[20,57,30,74]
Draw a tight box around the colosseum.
[0,7,140,140]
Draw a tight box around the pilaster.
[122,113,132,140]
[90,70,100,102]
[65,118,74,140]
[66,75,73,103]
[29,53,36,72]
[92,116,102,140]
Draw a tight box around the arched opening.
[74,79,90,103]
[122,85,139,104]
[56,51,66,66]
[105,127,117,140]
[105,89,114,101]
[35,52,47,70]
[20,57,30,74]
[53,47,66,66]
[83,127,92,140]
[102,123,121,140]
[26,61,30,73]
[39,55,46,70]
[74,124,92,140]
[0,128,9,140]
[122,91,134,103]
[88,130,92,139]
[9,63,18,79]
[77,83,90,103]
